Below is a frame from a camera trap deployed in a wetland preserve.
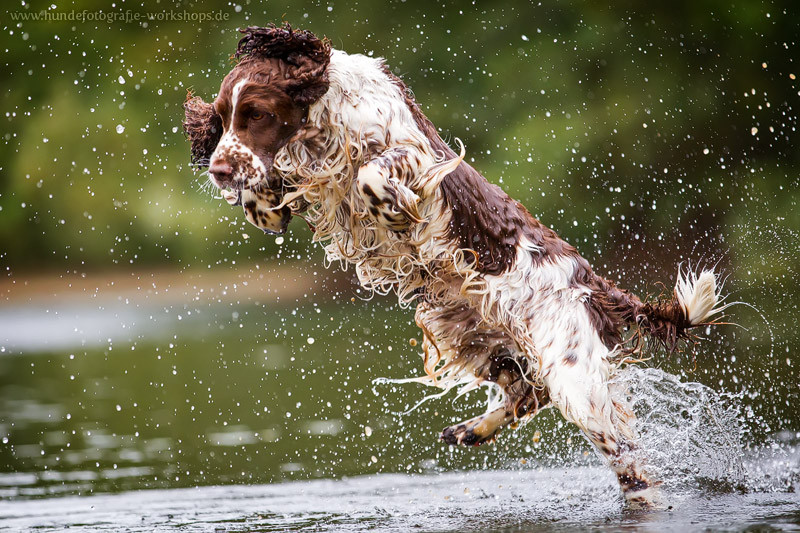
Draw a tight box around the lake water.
[0,276,798,531]
[2,467,799,531]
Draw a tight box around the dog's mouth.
[260,205,292,235]
[220,186,244,207]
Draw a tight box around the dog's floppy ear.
[235,23,331,107]
[183,92,223,169]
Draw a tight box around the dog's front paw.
[355,164,422,231]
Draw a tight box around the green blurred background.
[0,0,797,498]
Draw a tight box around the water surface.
[2,468,799,531]
[0,285,798,530]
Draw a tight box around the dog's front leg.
[240,187,291,234]
[355,147,425,231]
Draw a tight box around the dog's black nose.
[209,161,233,187]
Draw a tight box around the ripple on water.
[0,466,797,532]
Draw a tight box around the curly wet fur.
[236,23,331,107]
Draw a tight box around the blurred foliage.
[1,0,797,274]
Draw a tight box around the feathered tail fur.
[674,269,724,325]
[635,267,727,352]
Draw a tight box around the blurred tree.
[0,0,796,280]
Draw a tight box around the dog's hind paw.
[440,408,514,447]
[441,423,496,446]
[620,476,665,510]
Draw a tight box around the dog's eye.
[250,110,273,121]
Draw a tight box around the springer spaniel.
[184,24,725,506]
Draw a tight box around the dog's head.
[183,23,330,234]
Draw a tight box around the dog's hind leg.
[544,357,660,507]
[441,348,550,447]
[441,407,515,446]
[415,302,549,447]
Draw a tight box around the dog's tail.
[594,267,728,353]
[639,267,729,352]
[673,269,726,325]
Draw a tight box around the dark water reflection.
[0,297,597,498]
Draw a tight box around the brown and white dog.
[184,24,726,506]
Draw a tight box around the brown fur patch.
[236,23,331,107]
[381,66,580,275]
[183,93,222,168]
[580,267,693,352]
[381,66,696,353]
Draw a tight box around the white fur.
[272,50,466,305]
[231,78,245,113]
[481,242,618,432]
[675,268,724,325]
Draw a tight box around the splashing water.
[613,366,747,493]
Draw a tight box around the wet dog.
[184,24,726,506]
